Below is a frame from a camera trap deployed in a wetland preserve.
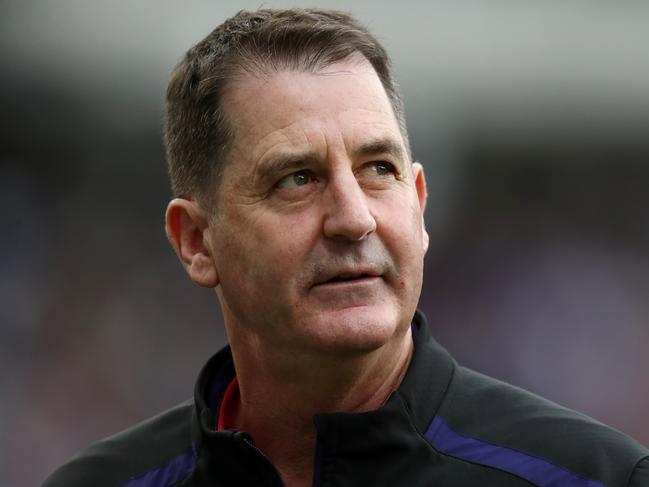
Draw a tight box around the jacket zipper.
[235,432,286,486]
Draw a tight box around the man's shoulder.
[42,399,197,487]
[437,365,649,485]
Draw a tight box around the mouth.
[313,270,382,288]
[326,273,376,283]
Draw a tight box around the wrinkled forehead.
[219,57,404,166]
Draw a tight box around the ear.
[412,162,429,253]
[165,198,219,288]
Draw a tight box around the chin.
[301,304,406,356]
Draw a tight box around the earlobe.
[412,163,429,253]
[165,199,219,288]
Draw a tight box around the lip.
[311,268,383,288]
[314,275,381,287]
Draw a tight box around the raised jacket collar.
[190,310,456,486]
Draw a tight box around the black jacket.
[43,311,649,486]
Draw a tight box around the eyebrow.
[353,137,405,162]
[255,137,406,184]
[256,151,320,184]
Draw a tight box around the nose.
[322,170,377,241]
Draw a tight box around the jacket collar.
[398,309,456,432]
[194,310,456,444]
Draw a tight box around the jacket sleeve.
[627,457,649,487]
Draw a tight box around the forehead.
[220,58,404,170]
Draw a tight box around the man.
[44,8,648,487]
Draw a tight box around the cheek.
[237,211,321,279]
[376,199,426,260]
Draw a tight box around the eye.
[362,161,396,178]
[355,161,399,188]
[276,170,317,189]
[372,161,395,176]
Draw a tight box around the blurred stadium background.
[1,1,648,485]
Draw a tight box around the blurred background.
[2,1,648,485]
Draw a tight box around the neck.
[226,326,413,487]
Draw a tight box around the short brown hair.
[164,8,410,207]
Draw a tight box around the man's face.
[207,57,428,356]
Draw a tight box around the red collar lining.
[217,376,239,430]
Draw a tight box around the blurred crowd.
[2,2,648,486]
